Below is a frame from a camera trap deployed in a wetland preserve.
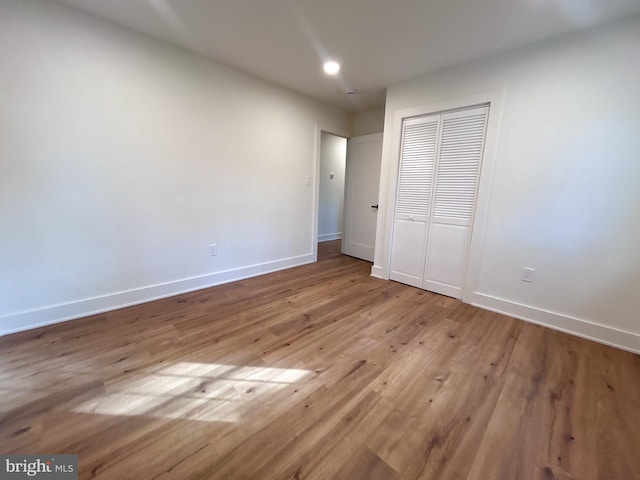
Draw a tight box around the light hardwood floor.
[1,240,639,479]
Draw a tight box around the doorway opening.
[318,131,347,256]
[314,128,384,264]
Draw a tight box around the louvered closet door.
[422,106,489,298]
[389,114,440,288]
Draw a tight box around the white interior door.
[423,106,488,298]
[342,133,383,262]
[389,106,488,298]
[389,115,440,287]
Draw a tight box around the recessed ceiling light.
[323,61,340,76]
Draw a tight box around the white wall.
[318,132,347,242]
[353,109,385,136]
[375,15,640,352]
[0,0,352,335]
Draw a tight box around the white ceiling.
[56,0,640,112]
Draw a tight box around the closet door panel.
[423,223,468,297]
[389,219,427,288]
[423,106,489,298]
[389,115,440,287]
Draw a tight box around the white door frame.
[311,123,351,261]
[375,90,505,303]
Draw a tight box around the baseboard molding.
[470,292,640,354]
[370,265,386,279]
[318,233,342,242]
[0,254,315,337]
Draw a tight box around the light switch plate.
[522,267,535,283]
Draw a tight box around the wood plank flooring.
[1,240,639,479]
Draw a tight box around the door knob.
[371,204,379,210]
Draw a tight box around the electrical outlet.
[306,175,312,186]
[521,267,535,283]
[209,244,217,256]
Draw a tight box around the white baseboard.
[470,292,640,354]
[0,253,315,337]
[370,265,386,279]
[317,233,342,242]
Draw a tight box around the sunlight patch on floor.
[72,362,310,423]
